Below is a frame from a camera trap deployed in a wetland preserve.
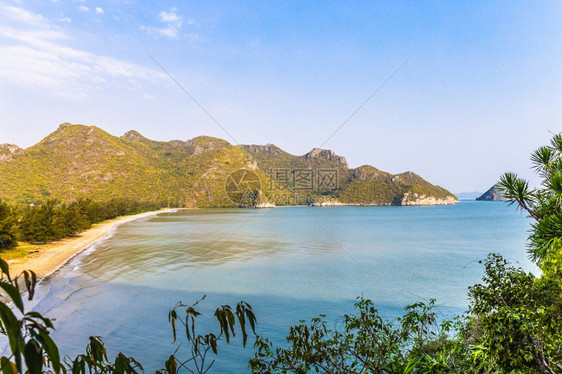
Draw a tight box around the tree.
[0,201,17,250]
[465,254,562,373]
[18,200,58,243]
[250,297,468,373]
[497,133,562,270]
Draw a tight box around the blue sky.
[0,1,561,192]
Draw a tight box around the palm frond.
[497,173,539,220]
[550,133,562,153]
[530,146,553,175]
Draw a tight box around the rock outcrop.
[305,148,348,167]
[401,192,458,206]
[0,144,24,162]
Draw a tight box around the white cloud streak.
[2,4,49,26]
[0,3,166,98]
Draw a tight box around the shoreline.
[6,208,177,278]
[3,201,465,278]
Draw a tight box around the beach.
[6,209,175,278]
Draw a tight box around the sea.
[19,201,537,372]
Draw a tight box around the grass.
[0,242,49,260]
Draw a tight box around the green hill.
[0,123,457,207]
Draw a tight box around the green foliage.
[250,297,468,373]
[337,179,400,205]
[0,198,164,245]
[337,172,454,206]
[0,201,17,250]
[161,297,257,374]
[0,257,61,374]
[0,257,141,374]
[498,133,562,268]
[18,200,59,243]
[65,336,143,374]
[250,254,562,374]
[465,254,562,373]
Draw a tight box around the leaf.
[23,341,42,374]
[170,315,176,343]
[209,334,218,354]
[0,303,23,363]
[24,311,54,329]
[38,331,60,373]
[114,354,124,374]
[0,259,10,280]
[0,357,17,374]
[22,271,37,301]
[224,308,236,337]
[214,309,230,344]
[0,282,24,313]
[165,355,177,374]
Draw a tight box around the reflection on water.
[22,203,534,372]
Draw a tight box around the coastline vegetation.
[0,198,166,252]
[0,134,561,372]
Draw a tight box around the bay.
[25,201,535,372]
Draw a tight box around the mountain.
[0,123,458,207]
[476,185,506,201]
[242,145,456,206]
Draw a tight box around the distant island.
[476,185,506,201]
[455,191,484,199]
[0,123,458,207]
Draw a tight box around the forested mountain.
[0,123,457,207]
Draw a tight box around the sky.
[0,1,561,193]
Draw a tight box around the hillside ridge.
[0,123,458,207]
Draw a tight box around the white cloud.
[158,8,179,23]
[95,7,103,14]
[185,31,203,42]
[143,7,183,39]
[158,25,179,38]
[0,4,166,99]
[2,4,48,26]
[78,5,88,12]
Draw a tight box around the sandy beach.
[6,209,176,278]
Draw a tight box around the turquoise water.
[24,202,534,372]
